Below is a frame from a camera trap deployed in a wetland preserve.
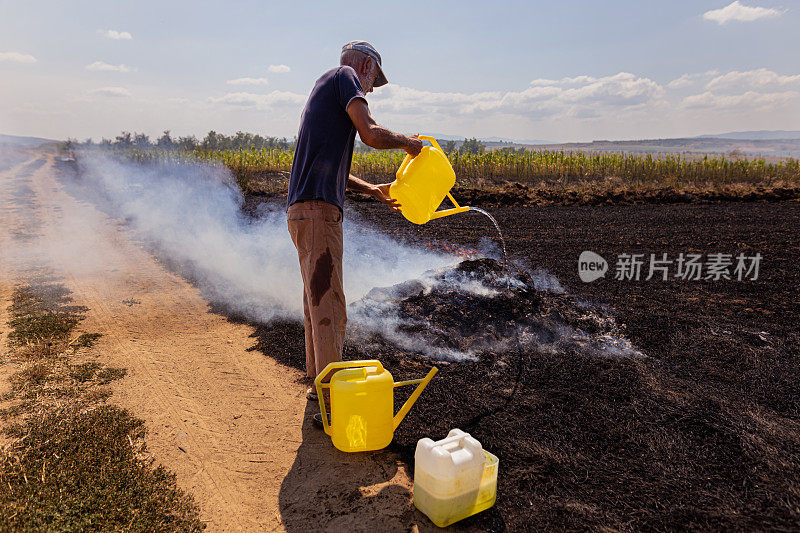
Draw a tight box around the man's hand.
[405,134,423,157]
[347,174,401,213]
[372,183,401,213]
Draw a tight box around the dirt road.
[0,149,429,532]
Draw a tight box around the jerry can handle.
[314,360,384,436]
[432,431,471,449]
[392,366,438,430]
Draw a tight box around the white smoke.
[1,147,639,362]
[67,150,455,322]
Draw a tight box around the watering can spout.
[393,367,438,430]
[429,193,470,221]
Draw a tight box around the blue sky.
[1,0,797,142]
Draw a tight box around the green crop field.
[121,146,800,199]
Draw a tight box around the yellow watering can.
[314,360,438,452]
[389,135,470,225]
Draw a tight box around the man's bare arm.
[346,174,375,195]
[347,174,401,212]
[347,99,423,156]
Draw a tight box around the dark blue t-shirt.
[286,66,366,210]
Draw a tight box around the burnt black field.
[249,198,800,532]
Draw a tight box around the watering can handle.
[392,366,438,430]
[314,360,384,436]
[418,135,444,153]
[396,153,412,178]
[396,134,442,176]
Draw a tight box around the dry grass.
[0,278,205,531]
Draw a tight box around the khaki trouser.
[287,200,347,378]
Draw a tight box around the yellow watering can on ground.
[314,360,438,452]
[389,135,470,225]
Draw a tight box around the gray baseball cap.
[341,40,388,87]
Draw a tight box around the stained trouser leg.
[288,206,317,378]
[288,201,346,380]
[302,290,315,378]
[307,203,346,376]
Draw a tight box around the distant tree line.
[72,131,511,156]
[357,137,492,155]
[75,130,295,151]
[445,138,526,155]
[442,138,486,155]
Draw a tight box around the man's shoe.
[306,387,318,401]
[312,412,330,429]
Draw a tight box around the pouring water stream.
[469,207,508,265]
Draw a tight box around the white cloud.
[702,1,783,25]
[0,51,37,63]
[561,73,664,106]
[561,75,599,85]
[706,68,800,91]
[667,71,716,89]
[85,61,136,73]
[7,64,799,144]
[668,74,697,89]
[370,85,502,115]
[226,77,270,86]
[531,75,600,86]
[268,64,291,73]
[209,91,306,110]
[681,90,798,110]
[371,72,663,120]
[87,86,132,98]
[670,69,800,114]
[99,29,133,40]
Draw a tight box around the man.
[286,41,423,425]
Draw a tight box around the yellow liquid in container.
[414,429,499,527]
[314,361,438,453]
[389,135,470,225]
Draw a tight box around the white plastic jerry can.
[413,429,499,528]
